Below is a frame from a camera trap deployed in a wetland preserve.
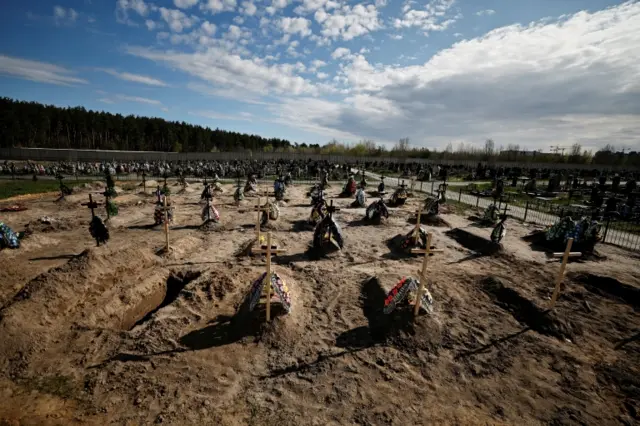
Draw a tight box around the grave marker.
[410,233,444,316]
[548,238,582,309]
[250,232,288,322]
[82,194,109,247]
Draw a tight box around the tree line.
[0,97,637,167]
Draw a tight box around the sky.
[0,0,638,152]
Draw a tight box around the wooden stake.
[251,232,287,322]
[413,207,421,233]
[549,238,574,309]
[410,233,444,317]
[163,196,170,252]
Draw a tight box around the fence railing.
[398,179,640,252]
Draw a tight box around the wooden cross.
[158,196,172,252]
[548,238,582,309]
[81,194,100,219]
[326,199,340,219]
[250,232,287,322]
[82,194,102,246]
[240,196,269,239]
[410,233,444,317]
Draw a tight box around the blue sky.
[0,0,638,152]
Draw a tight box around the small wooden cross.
[240,196,270,236]
[81,194,100,219]
[157,196,172,252]
[548,238,582,309]
[326,199,340,219]
[250,232,287,322]
[410,233,444,317]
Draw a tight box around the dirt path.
[0,181,638,425]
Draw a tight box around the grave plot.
[0,178,639,426]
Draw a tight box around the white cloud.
[99,68,168,87]
[0,54,87,86]
[191,110,254,121]
[272,0,289,9]
[476,9,495,16]
[279,16,312,37]
[115,94,163,106]
[127,45,318,97]
[317,72,329,79]
[241,1,257,16]
[145,19,158,30]
[224,24,251,40]
[201,20,216,35]
[375,0,387,6]
[200,0,236,14]
[318,3,382,41]
[389,34,403,40]
[309,59,327,71]
[159,7,199,32]
[53,6,79,26]
[271,1,640,150]
[233,15,245,24]
[331,47,351,59]
[393,0,459,34]
[116,0,153,25]
[266,7,276,15]
[98,98,115,104]
[293,0,328,15]
[174,0,199,9]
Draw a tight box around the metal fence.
[417,184,640,252]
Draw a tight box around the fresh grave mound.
[570,273,640,309]
[445,228,502,255]
[0,244,160,371]
[479,276,580,340]
[24,216,75,233]
[336,277,442,354]
[232,269,305,349]
[408,214,451,228]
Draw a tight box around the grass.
[0,179,93,200]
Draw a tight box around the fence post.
[603,217,611,242]
[458,187,462,202]
[431,181,434,194]
[420,181,423,192]
[476,195,480,208]
[523,201,529,222]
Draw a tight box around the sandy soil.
[0,181,639,426]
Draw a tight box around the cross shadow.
[29,253,83,261]
[290,219,314,233]
[89,309,285,369]
[127,224,157,230]
[273,248,313,265]
[171,224,202,230]
[454,327,531,359]
[348,217,375,227]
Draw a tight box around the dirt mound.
[336,277,442,353]
[571,273,640,309]
[446,228,502,255]
[24,217,75,234]
[479,276,579,340]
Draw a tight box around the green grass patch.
[0,179,93,200]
